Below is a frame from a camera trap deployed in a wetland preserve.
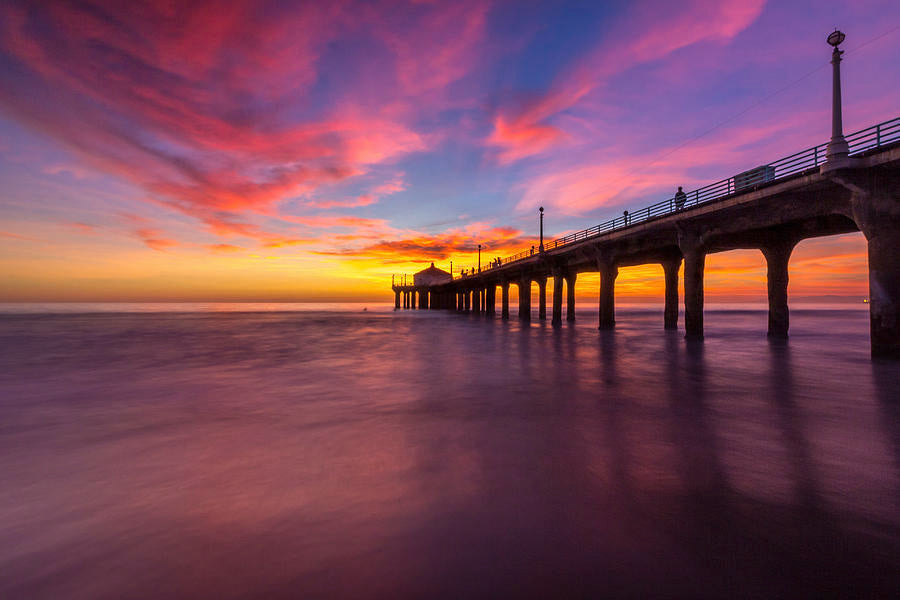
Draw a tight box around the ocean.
[0,303,897,598]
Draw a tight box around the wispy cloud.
[486,0,766,164]
[134,228,178,252]
[0,1,481,243]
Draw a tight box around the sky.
[0,0,898,303]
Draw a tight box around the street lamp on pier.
[539,206,544,252]
[825,29,849,162]
[478,244,482,273]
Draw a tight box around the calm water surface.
[0,304,898,598]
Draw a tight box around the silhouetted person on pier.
[675,186,687,210]
[531,246,535,256]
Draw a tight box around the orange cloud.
[317,226,534,266]
[66,222,97,234]
[135,228,178,251]
[0,230,35,241]
[206,243,243,253]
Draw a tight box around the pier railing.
[460,116,899,276]
[392,275,415,287]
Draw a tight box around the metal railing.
[391,274,416,287]
[459,116,899,277]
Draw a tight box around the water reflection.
[0,309,897,598]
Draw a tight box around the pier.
[393,115,900,357]
[392,33,900,357]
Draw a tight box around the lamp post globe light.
[478,243,481,273]
[539,206,544,252]
[826,29,845,47]
[825,29,849,161]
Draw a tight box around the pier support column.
[597,259,618,330]
[537,276,547,320]
[661,257,681,330]
[680,241,706,339]
[566,273,577,321]
[845,184,900,357]
[830,171,900,357]
[865,224,900,357]
[519,276,532,322]
[464,290,471,312]
[457,291,463,311]
[472,288,481,314]
[420,290,428,309]
[501,282,510,319]
[486,286,496,316]
[411,290,417,310]
[394,290,401,310]
[761,240,796,338]
[552,272,563,326]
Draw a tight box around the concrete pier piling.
[662,257,681,330]
[501,282,510,319]
[762,240,796,338]
[682,247,705,340]
[537,277,547,320]
[551,271,563,326]
[598,258,617,331]
[519,276,531,322]
[566,273,577,322]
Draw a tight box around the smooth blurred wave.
[0,305,897,598]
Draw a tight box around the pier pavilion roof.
[413,262,452,286]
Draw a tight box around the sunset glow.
[1,0,897,302]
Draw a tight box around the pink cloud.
[371,177,407,196]
[377,2,490,98]
[135,228,178,251]
[0,1,455,244]
[67,222,97,234]
[487,0,766,163]
[304,195,379,209]
[0,230,34,241]
[301,174,406,209]
[513,106,826,216]
[42,164,96,180]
